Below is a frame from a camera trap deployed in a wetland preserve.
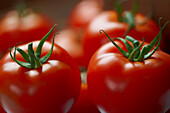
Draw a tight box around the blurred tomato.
[0,107,5,113]
[68,72,100,113]
[0,9,54,54]
[67,0,103,29]
[52,28,86,67]
[82,10,160,66]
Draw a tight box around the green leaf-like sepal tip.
[100,19,168,62]
[10,24,57,69]
[114,0,138,37]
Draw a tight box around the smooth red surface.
[0,10,54,54]
[68,83,100,113]
[0,107,6,113]
[67,0,103,29]
[53,28,86,67]
[53,27,100,112]
[82,10,160,66]
[87,41,170,113]
[0,41,81,113]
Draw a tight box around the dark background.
[0,0,170,53]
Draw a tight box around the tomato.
[0,107,5,113]
[67,0,103,29]
[82,10,160,66]
[52,28,86,67]
[0,9,54,55]
[53,28,99,112]
[87,26,170,113]
[68,83,100,113]
[65,0,104,67]
[68,82,100,113]
[0,26,81,113]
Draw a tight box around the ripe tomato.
[0,26,81,113]
[0,107,5,113]
[68,71,100,113]
[68,84,100,113]
[67,0,103,29]
[82,10,160,66]
[52,28,86,67]
[0,9,54,54]
[53,28,99,112]
[87,27,170,113]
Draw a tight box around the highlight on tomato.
[0,25,81,113]
[87,20,170,113]
[82,1,160,67]
[0,6,54,55]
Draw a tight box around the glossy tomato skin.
[68,83,100,113]
[53,29,100,112]
[87,41,170,113]
[0,10,54,54]
[82,10,160,66]
[67,0,103,29]
[53,28,86,67]
[0,107,5,113]
[0,41,81,113]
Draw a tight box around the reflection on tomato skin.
[0,41,81,113]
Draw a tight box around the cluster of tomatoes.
[0,0,169,113]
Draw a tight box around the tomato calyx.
[114,1,137,36]
[9,24,58,69]
[100,19,168,62]
[115,1,151,36]
[16,2,31,17]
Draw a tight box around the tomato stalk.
[114,0,137,36]
[16,1,30,17]
[9,24,58,69]
[100,19,168,62]
[114,0,151,36]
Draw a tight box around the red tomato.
[0,28,81,113]
[82,10,160,66]
[67,0,103,29]
[53,28,100,112]
[87,34,170,113]
[0,9,54,54]
[52,28,86,67]
[0,107,5,113]
[68,83,100,113]
[53,29,99,112]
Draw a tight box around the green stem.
[28,43,42,68]
[9,24,57,69]
[128,39,145,61]
[114,1,138,36]
[99,30,129,58]
[16,1,30,17]
[99,18,168,62]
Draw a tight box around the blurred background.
[0,0,170,53]
[0,1,169,113]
